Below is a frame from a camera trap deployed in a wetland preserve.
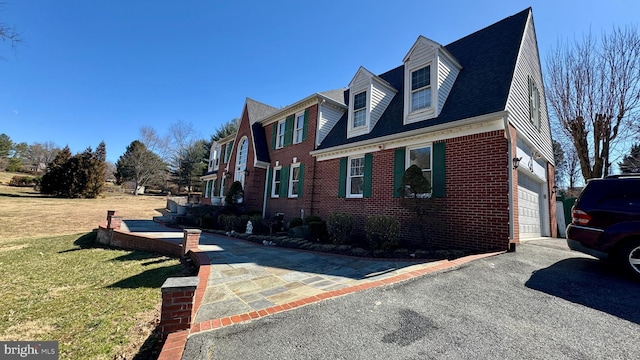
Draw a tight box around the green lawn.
[0,232,184,359]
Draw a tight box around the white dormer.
[403,36,462,125]
[347,67,397,139]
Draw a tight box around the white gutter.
[311,110,509,157]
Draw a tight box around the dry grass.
[0,183,166,242]
[0,173,184,359]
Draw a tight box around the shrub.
[219,214,241,232]
[307,220,328,242]
[237,215,251,232]
[288,225,309,239]
[9,175,38,187]
[225,181,244,206]
[289,217,303,229]
[201,214,215,229]
[304,215,322,225]
[327,212,354,245]
[365,215,400,250]
[249,215,264,234]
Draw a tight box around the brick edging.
[157,249,210,360]
[188,250,504,335]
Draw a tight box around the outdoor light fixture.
[513,157,522,169]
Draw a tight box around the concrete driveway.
[183,239,640,359]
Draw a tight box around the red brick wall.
[226,104,265,212]
[509,125,520,243]
[312,130,511,252]
[264,104,319,221]
[97,226,183,257]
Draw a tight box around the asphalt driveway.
[183,239,640,359]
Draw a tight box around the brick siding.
[312,130,511,252]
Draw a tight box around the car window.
[592,180,640,209]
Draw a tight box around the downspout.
[310,100,325,216]
[504,114,516,252]
[262,164,270,218]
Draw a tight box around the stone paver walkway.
[123,220,445,324]
[194,233,443,323]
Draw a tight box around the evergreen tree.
[85,141,107,198]
[619,143,640,173]
[40,146,73,197]
[40,143,107,198]
[116,140,166,195]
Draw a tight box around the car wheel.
[618,240,640,280]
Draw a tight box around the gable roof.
[246,98,279,124]
[318,8,530,150]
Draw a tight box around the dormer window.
[353,91,367,128]
[403,36,461,125]
[411,65,431,111]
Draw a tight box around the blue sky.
[1,0,638,163]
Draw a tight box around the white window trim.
[405,143,433,196]
[236,136,248,172]
[271,166,282,198]
[346,155,365,199]
[223,141,233,163]
[288,163,300,198]
[276,119,286,149]
[293,112,305,144]
[220,176,226,198]
[404,62,436,124]
[348,89,370,138]
[212,145,221,171]
[529,77,541,130]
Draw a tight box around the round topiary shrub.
[304,215,323,225]
[365,215,400,250]
[289,217,303,229]
[327,212,354,245]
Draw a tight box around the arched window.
[236,137,248,171]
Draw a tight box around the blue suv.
[566,175,640,280]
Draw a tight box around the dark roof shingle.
[318,8,530,150]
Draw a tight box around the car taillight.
[572,209,591,225]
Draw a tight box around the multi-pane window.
[408,145,432,194]
[347,156,364,197]
[271,168,281,197]
[223,141,233,163]
[294,113,304,144]
[529,77,540,129]
[236,138,248,171]
[212,145,220,170]
[411,66,431,111]
[276,120,286,148]
[353,91,367,128]
[289,164,300,197]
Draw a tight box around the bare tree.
[546,27,640,181]
[139,126,170,161]
[28,142,61,173]
[566,146,581,190]
[0,3,21,58]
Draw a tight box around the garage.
[518,175,542,239]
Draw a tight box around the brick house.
[203,8,556,252]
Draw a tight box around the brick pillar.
[182,229,201,257]
[160,277,199,340]
[107,216,123,230]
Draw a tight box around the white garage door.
[518,176,541,239]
